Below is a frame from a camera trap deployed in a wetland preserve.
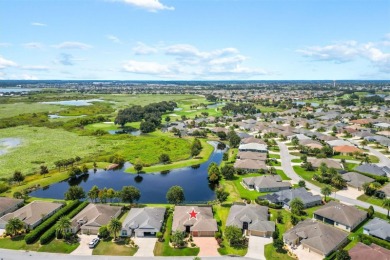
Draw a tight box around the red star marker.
[188,208,198,219]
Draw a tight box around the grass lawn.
[293,166,336,190]
[38,239,79,253]
[357,194,384,207]
[269,153,281,159]
[344,162,358,171]
[214,204,248,256]
[126,139,213,173]
[0,102,65,119]
[264,243,295,260]
[255,105,282,113]
[291,159,302,163]
[290,152,303,157]
[231,174,270,201]
[93,237,138,256]
[276,170,291,181]
[154,213,199,256]
[0,235,40,251]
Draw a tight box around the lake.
[0,138,21,155]
[41,99,103,106]
[294,101,319,107]
[0,88,39,93]
[108,130,141,136]
[29,142,224,203]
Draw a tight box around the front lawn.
[291,159,302,163]
[0,235,40,251]
[38,239,79,253]
[357,194,384,207]
[93,237,138,256]
[293,166,336,190]
[276,170,291,181]
[154,212,199,256]
[264,243,295,260]
[231,174,270,201]
[269,153,281,159]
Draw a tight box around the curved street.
[277,141,388,215]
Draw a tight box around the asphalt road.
[277,141,389,215]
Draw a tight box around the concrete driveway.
[291,245,323,260]
[245,236,272,259]
[133,237,157,257]
[192,237,220,256]
[70,234,98,256]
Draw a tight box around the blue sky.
[0,0,389,80]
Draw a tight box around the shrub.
[214,231,222,239]
[98,226,110,239]
[25,200,80,244]
[156,231,163,242]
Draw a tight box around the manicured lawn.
[126,139,213,173]
[0,235,40,251]
[276,170,291,181]
[357,194,384,207]
[38,239,79,253]
[269,146,280,152]
[293,166,336,190]
[93,237,138,256]
[154,212,199,256]
[255,105,283,113]
[344,162,358,171]
[214,204,247,256]
[264,243,295,260]
[269,153,281,159]
[231,174,269,201]
[291,159,302,163]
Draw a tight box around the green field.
[0,102,65,119]
[93,238,138,256]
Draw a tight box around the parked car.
[89,238,100,248]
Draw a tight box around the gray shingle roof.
[0,197,23,215]
[355,164,388,177]
[122,207,166,231]
[341,172,374,189]
[71,203,122,229]
[243,175,291,190]
[314,201,367,227]
[363,217,390,241]
[259,187,321,207]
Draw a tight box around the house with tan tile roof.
[172,206,217,237]
[0,197,24,217]
[349,242,390,260]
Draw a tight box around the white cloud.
[0,42,12,47]
[53,41,92,50]
[0,56,17,69]
[113,0,174,12]
[106,35,122,44]
[123,60,171,74]
[133,42,158,55]
[31,22,47,26]
[23,42,44,49]
[20,74,39,80]
[21,65,49,71]
[165,44,200,57]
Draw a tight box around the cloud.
[53,41,92,50]
[0,56,17,69]
[133,42,158,55]
[298,36,390,73]
[106,35,122,44]
[19,74,39,80]
[113,0,174,12]
[123,60,171,74]
[21,65,49,71]
[23,42,44,49]
[0,42,12,47]
[56,53,75,66]
[31,22,47,26]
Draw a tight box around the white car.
[88,238,100,248]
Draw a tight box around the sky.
[0,0,389,80]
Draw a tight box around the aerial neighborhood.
[1,81,390,260]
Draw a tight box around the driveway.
[192,237,220,256]
[70,234,98,255]
[291,245,323,260]
[133,237,157,257]
[245,236,272,260]
[336,187,363,199]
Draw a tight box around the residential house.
[234,159,268,172]
[242,175,291,192]
[333,145,362,155]
[238,143,268,153]
[172,206,218,237]
[283,219,348,257]
[363,217,390,242]
[341,172,374,190]
[0,201,63,229]
[121,207,165,237]
[349,242,390,260]
[240,137,267,145]
[258,187,322,209]
[226,204,275,237]
[377,183,390,198]
[355,164,389,177]
[308,158,342,169]
[313,201,367,232]
[71,203,122,235]
[0,197,24,217]
[326,140,355,147]
[237,151,267,161]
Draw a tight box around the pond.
[41,99,103,106]
[0,88,39,93]
[108,130,141,136]
[294,101,319,107]
[29,142,224,203]
[48,114,86,119]
[0,138,21,155]
[207,102,225,109]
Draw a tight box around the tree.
[290,214,300,226]
[382,198,390,217]
[5,217,24,237]
[56,216,71,239]
[81,164,89,174]
[291,136,299,148]
[98,225,109,239]
[300,155,307,163]
[269,167,277,175]
[13,171,24,185]
[273,239,285,253]
[166,185,185,204]
[298,180,306,188]
[134,162,143,173]
[368,205,375,219]
[108,218,122,240]
[361,139,368,148]
[225,225,243,245]
[290,198,304,216]
[40,165,49,177]
[171,231,186,248]
[64,186,85,200]
[321,185,332,202]
[159,154,171,164]
[217,131,227,140]
[208,162,221,183]
[332,174,346,189]
[140,120,156,133]
[107,188,116,203]
[216,187,229,203]
[335,249,351,260]
[13,191,23,199]
[220,165,235,180]
[88,185,99,203]
[165,116,171,124]
[228,130,241,148]
[120,186,141,204]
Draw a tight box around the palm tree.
[108,218,122,240]
[5,217,24,237]
[382,198,390,218]
[361,139,368,149]
[321,185,332,202]
[332,174,346,189]
[56,216,71,239]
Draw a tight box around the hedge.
[355,170,388,185]
[255,198,283,209]
[25,200,80,244]
[40,201,89,245]
[358,233,390,250]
